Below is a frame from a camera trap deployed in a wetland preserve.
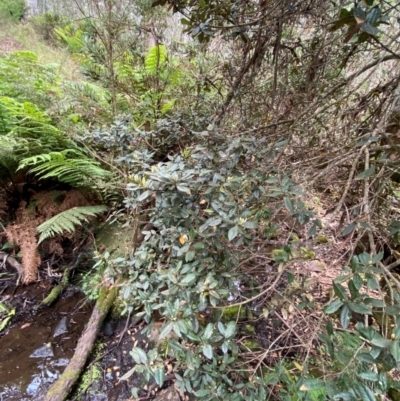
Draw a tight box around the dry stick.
[0,251,24,285]
[214,267,286,309]
[44,284,118,401]
[327,144,369,224]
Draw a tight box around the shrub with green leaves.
[0,0,25,22]
[99,122,323,400]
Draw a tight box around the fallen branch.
[38,255,82,308]
[43,283,118,401]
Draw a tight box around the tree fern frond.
[18,150,112,187]
[145,45,167,74]
[37,205,108,243]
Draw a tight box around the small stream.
[0,284,141,401]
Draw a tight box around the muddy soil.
[0,279,142,401]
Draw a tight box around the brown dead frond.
[5,190,92,284]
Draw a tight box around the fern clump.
[37,205,107,243]
[18,149,112,187]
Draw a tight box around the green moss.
[110,298,125,319]
[315,235,329,244]
[243,324,255,335]
[300,247,315,259]
[242,339,261,350]
[216,305,249,322]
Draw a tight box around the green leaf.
[358,372,378,381]
[154,368,165,386]
[356,166,375,179]
[195,389,211,397]
[324,299,344,314]
[390,340,400,362]
[284,197,294,214]
[241,220,258,229]
[203,323,213,340]
[354,383,376,401]
[228,226,240,241]
[333,282,348,300]
[224,321,237,339]
[137,190,152,201]
[130,347,147,364]
[360,22,378,36]
[145,44,167,74]
[119,366,136,381]
[385,305,400,315]
[353,273,363,290]
[370,336,392,348]
[348,302,372,315]
[202,344,213,359]
[159,322,174,339]
[300,378,325,391]
[367,6,381,25]
[340,305,351,329]
[341,222,356,237]
[177,184,191,195]
[37,205,107,243]
[181,273,197,286]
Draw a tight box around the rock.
[53,316,68,337]
[154,386,180,401]
[30,343,54,358]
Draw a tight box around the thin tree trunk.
[43,284,118,401]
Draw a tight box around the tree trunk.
[43,284,118,401]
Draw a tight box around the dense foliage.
[1,0,400,399]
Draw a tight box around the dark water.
[0,287,91,400]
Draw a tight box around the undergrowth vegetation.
[1,0,400,399]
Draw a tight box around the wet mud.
[0,281,142,401]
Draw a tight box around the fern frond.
[18,150,112,187]
[37,205,107,243]
[145,45,167,74]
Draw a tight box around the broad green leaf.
[370,336,392,348]
[154,368,165,386]
[348,302,372,315]
[284,197,294,214]
[228,226,240,241]
[224,321,237,339]
[159,322,174,339]
[203,323,213,339]
[333,282,348,300]
[195,389,211,397]
[340,305,351,328]
[130,347,147,364]
[300,378,325,391]
[176,184,191,195]
[241,220,258,229]
[356,166,375,179]
[181,273,197,286]
[137,190,152,201]
[360,22,378,35]
[354,383,376,401]
[367,6,381,25]
[324,299,344,314]
[358,372,378,381]
[390,340,400,362]
[202,344,213,359]
[119,366,136,381]
[341,222,356,237]
[385,305,400,315]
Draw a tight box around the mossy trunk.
[43,284,118,401]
